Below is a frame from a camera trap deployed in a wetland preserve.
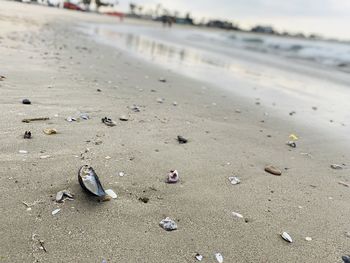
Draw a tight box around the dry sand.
[0,1,350,262]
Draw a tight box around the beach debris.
[55,190,74,203]
[0,75,5,81]
[286,141,296,148]
[232,211,243,218]
[159,217,177,231]
[22,99,31,105]
[312,106,318,111]
[97,88,102,92]
[118,171,125,177]
[281,232,293,243]
[22,117,49,123]
[139,197,149,203]
[19,150,28,154]
[215,253,224,263]
[105,189,117,199]
[305,237,312,241]
[342,255,350,263]
[119,115,129,121]
[158,77,166,82]
[331,164,343,170]
[101,117,116,127]
[289,111,296,116]
[22,200,43,210]
[130,105,140,112]
[78,165,108,199]
[40,155,51,159]
[166,170,179,184]
[235,109,241,113]
[80,113,89,120]
[228,176,240,185]
[338,181,349,187]
[24,131,32,139]
[173,101,178,106]
[31,233,47,253]
[156,98,164,103]
[43,128,57,135]
[66,116,77,122]
[345,232,350,238]
[52,208,61,216]
[105,156,111,160]
[289,134,298,140]
[177,135,188,144]
[195,253,203,261]
[264,165,282,176]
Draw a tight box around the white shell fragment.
[159,217,177,231]
[52,209,61,216]
[228,176,240,185]
[232,211,243,219]
[19,150,28,154]
[55,190,74,203]
[40,155,51,159]
[195,253,203,261]
[281,232,293,243]
[215,253,224,263]
[305,237,312,241]
[105,189,117,199]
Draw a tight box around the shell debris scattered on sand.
[19,150,28,154]
[55,190,74,203]
[159,217,177,231]
[78,165,107,198]
[305,237,312,241]
[101,117,116,127]
[43,128,57,135]
[264,165,282,176]
[215,253,224,263]
[281,232,293,243]
[195,253,203,261]
[166,170,179,184]
[52,208,61,216]
[228,176,240,185]
[232,211,244,219]
[105,189,117,199]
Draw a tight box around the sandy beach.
[1,1,350,262]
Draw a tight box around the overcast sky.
[117,0,350,39]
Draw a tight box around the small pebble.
[264,165,282,176]
[22,99,31,105]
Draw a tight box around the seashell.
[159,217,177,231]
[215,253,224,263]
[105,189,117,199]
[78,165,107,198]
[101,117,116,127]
[40,155,51,159]
[264,165,282,176]
[195,253,203,261]
[173,101,178,106]
[166,170,179,184]
[66,116,76,122]
[286,141,296,148]
[232,211,243,218]
[331,164,343,170]
[305,237,312,241]
[156,98,164,103]
[43,128,57,135]
[24,131,31,139]
[119,115,129,121]
[52,208,60,215]
[158,77,166,82]
[342,255,350,263]
[228,176,240,185]
[56,190,74,203]
[19,150,28,154]
[281,232,293,243]
[79,113,89,120]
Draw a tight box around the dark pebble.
[22,99,31,105]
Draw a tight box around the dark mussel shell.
[78,165,107,197]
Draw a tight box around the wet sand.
[1,2,350,262]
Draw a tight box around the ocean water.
[80,22,350,133]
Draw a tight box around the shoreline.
[1,2,350,263]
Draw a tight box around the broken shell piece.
[22,99,31,105]
[78,165,107,198]
[24,131,32,139]
[105,189,117,199]
[119,115,129,121]
[232,211,243,218]
[55,190,74,203]
[52,208,61,216]
[265,165,282,176]
[342,255,350,263]
[331,164,343,170]
[43,128,57,135]
[79,113,89,120]
[215,253,224,263]
[130,105,140,112]
[166,170,179,184]
[195,253,203,261]
[177,135,188,144]
[289,134,298,140]
[66,116,77,122]
[281,232,293,243]
[286,141,296,148]
[19,150,28,154]
[101,117,116,127]
[173,101,178,106]
[228,176,240,185]
[158,77,166,82]
[40,155,51,159]
[305,237,312,241]
[156,98,164,103]
[159,217,177,231]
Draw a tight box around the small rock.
[22,99,31,105]
[264,165,282,176]
[312,106,318,111]
[159,217,177,231]
[43,128,57,135]
[159,77,166,82]
[138,197,149,203]
[97,89,102,92]
[289,111,296,116]
[177,135,188,144]
[173,101,178,106]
